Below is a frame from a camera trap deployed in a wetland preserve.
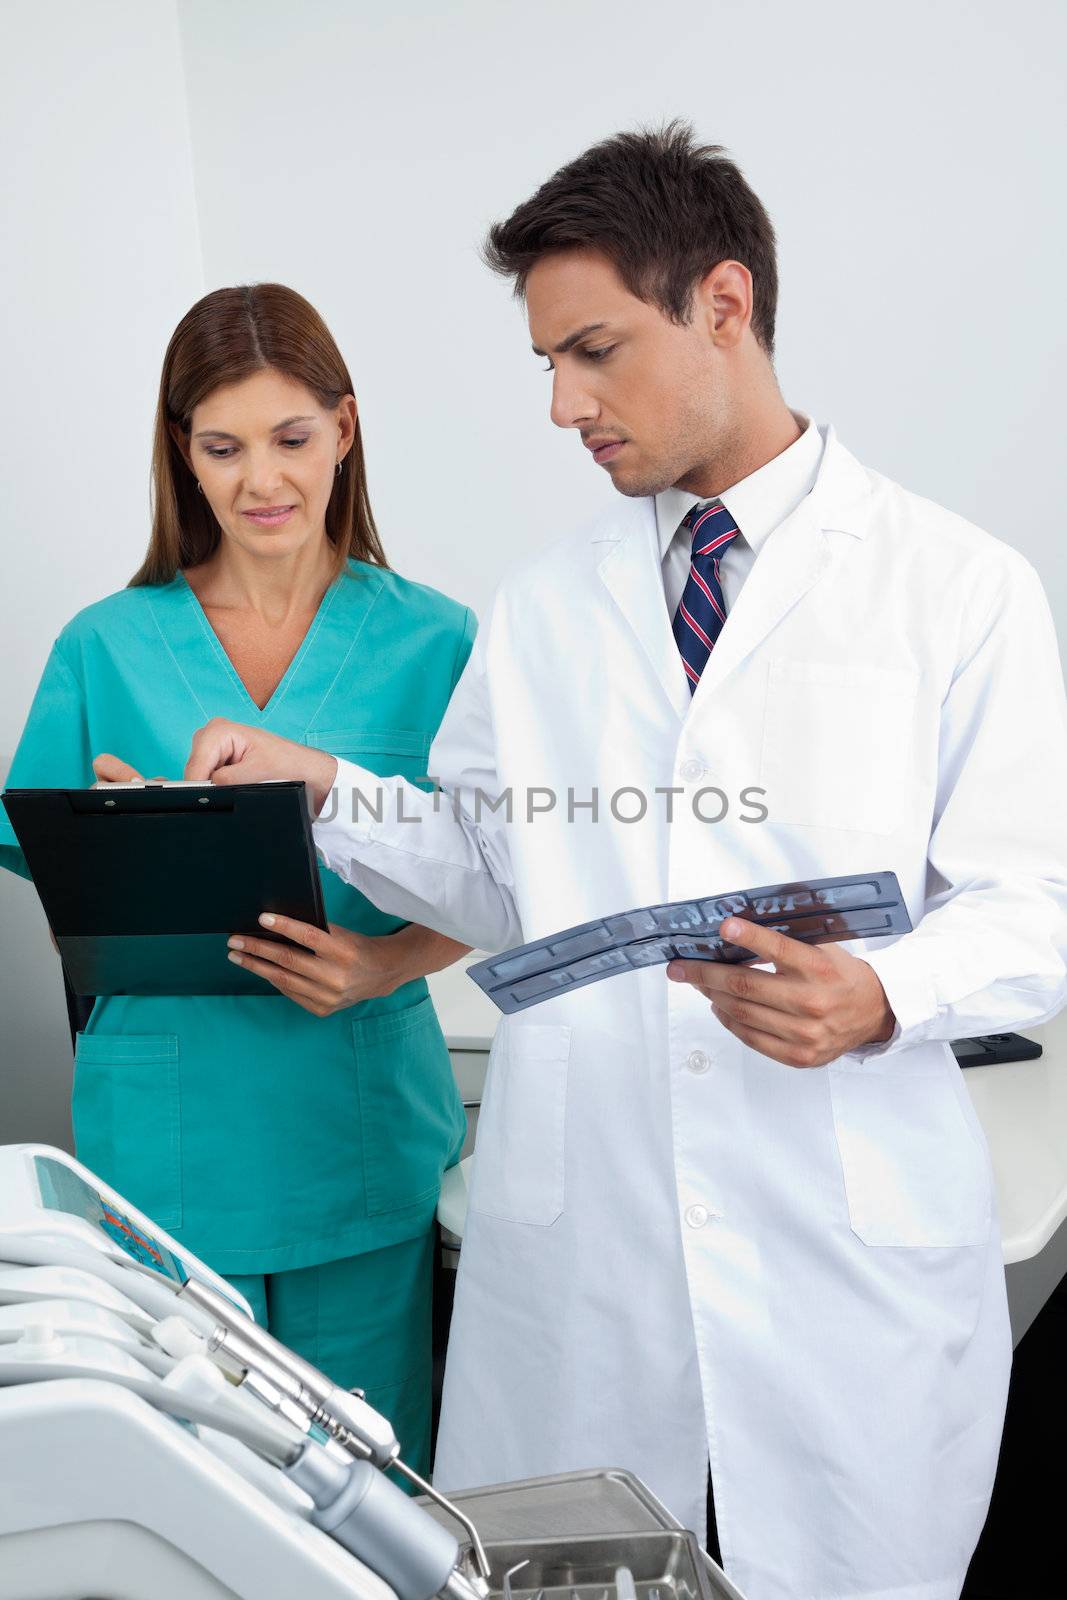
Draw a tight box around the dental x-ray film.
[467,871,911,1014]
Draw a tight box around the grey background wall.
[1,2,203,1145]
[3,0,1065,1145]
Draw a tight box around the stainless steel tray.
[482,1529,713,1600]
[418,1469,678,1542]
[415,1470,747,1600]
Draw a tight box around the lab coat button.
[685,1204,709,1229]
[687,1050,710,1074]
[679,758,704,782]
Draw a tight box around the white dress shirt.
[657,408,824,619]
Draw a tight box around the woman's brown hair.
[131,283,387,586]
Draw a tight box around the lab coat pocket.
[759,659,920,835]
[71,1033,182,1231]
[467,1021,571,1227]
[828,1063,992,1246]
[352,995,465,1216]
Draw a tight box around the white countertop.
[964,1010,1067,1264]
[429,962,1067,1265]
[426,953,500,1052]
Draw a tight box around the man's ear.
[693,259,752,350]
[168,419,194,474]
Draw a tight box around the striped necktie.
[671,501,741,693]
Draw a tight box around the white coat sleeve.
[311,613,523,953]
[854,549,1067,1058]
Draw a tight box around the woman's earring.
[335,461,342,478]
[196,481,204,496]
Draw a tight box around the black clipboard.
[1,782,327,997]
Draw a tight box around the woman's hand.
[93,754,144,783]
[92,754,169,784]
[225,913,469,1017]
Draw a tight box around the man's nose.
[549,369,597,431]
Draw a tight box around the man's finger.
[667,957,802,1012]
[185,719,249,781]
[210,762,250,787]
[719,916,820,973]
[712,1004,825,1068]
[709,991,820,1046]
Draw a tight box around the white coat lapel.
[596,498,690,719]
[690,427,872,705]
[689,493,831,704]
[594,429,872,716]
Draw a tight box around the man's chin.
[609,468,675,499]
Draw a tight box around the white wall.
[2,0,1065,1144]
[175,0,1067,625]
[0,0,203,1144]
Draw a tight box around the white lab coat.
[314,424,1067,1600]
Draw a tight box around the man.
[182,124,1067,1600]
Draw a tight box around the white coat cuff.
[311,757,379,872]
[851,939,941,1059]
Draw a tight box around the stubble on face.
[607,354,733,500]
[525,248,741,501]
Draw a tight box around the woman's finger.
[228,935,324,979]
[255,912,332,954]
[92,753,143,783]
[227,949,330,1010]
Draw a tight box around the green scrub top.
[0,560,476,1275]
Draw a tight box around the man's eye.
[583,346,616,362]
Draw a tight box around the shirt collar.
[654,410,824,558]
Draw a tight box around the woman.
[0,284,476,1477]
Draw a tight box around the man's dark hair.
[482,120,779,358]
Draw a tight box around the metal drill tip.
[503,1559,530,1600]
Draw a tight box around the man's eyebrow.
[530,322,609,358]
[193,414,317,440]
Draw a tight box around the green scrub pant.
[226,1226,435,1482]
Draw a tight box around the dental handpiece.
[177,1277,492,1583]
[178,1277,399,1464]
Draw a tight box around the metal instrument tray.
[484,1530,714,1600]
[416,1470,748,1600]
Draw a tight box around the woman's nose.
[243,449,286,496]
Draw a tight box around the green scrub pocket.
[352,996,464,1217]
[72,1032,183,1231]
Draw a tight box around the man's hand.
[185,719,338,816]
[666,916,896,1068]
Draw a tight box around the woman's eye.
[281,436,308,449]
[205,447,235,459]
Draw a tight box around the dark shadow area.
[964,1275,1066,1599]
